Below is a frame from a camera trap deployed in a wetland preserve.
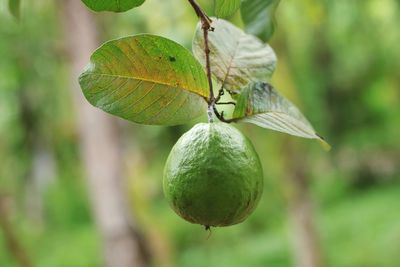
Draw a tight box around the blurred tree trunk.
[0,195,33,267]
[284,142,324,267]
[17,91,56,225]
[25,142,56,225]
[61,1,149,267]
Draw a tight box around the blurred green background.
[0,0,399,267]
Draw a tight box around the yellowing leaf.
[79,34,209,126]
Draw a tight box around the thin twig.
[215,86,225,103]
[216,101,236,106]
[187,0,216,123]
[213,106,238,123]
[203,29,214,105]
[187,0,238,123]
[203,28,215,122]
[187,0,212,29]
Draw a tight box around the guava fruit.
[163,122,263,227]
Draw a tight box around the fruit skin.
[163,122,263,227]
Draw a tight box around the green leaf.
[79,34,209,126]
[8,0,20,19]
[81,0,145,12]
[233,82,330,148]
[215,0,241,18]
[193,19,276,94]
[241,0,280,42]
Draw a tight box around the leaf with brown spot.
[79,34,209,126]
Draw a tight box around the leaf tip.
[316,133,331,151]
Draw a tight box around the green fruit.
[163,122,263,227]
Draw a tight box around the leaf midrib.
[219,34,243,88]
[81,72,208,98]
[243,111,316,134]
[243,114,316,138]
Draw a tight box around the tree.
[284,141,324,267]
[61,1,149,267]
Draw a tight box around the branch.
[187,0,216,122]
[187,0,238,124]
[187,0,212,29]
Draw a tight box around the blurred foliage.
[0,0,399,267]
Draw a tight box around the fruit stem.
[207,105,214,123]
